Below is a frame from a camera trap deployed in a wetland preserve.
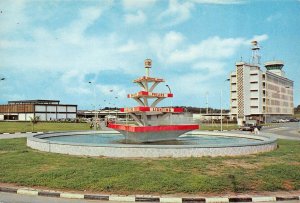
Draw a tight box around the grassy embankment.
[0,138,299,194]
[199,123,238,131]
[0,122,90,133]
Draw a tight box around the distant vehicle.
[239,124,262,131]
[289,118,299,122]
[278,119,289,123]
[271,120,279,123]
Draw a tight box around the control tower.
[264,60,286,77]
[108,59,198,143]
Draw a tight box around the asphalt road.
[1,192,299,203]
[262,122,300,140]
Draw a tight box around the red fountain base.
[108,124,199,143]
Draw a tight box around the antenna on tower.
[251,40,261,65]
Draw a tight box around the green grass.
[0,122,90,133]
[0,138,299,194]
[199,123,238,131]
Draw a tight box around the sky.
[0,0,299,110]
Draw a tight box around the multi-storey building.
[0,100,77,121]
[230,42,294,125]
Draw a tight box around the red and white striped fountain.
[108,59,199,142]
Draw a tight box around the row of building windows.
[267,75,293,87]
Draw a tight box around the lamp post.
[166,84,173,124]
[1,77,6,119]
[221,79,230,131]
[89,81,97,131]
[166,84,171,94]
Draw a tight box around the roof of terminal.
[8,100,60,104]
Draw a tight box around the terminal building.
[230,41,294,125]
[0,100,77,121]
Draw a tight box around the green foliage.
[0,122,90,133]
[0,139,299,194]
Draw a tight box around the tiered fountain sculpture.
[109,59,199,142]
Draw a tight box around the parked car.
[239,124,262,131]
[278,119,290,123]
[271,120,279,123]
[289,118,299,122]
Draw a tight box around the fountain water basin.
[27,131,277,158]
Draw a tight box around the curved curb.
[0,132,43,134]
[0,187,299,202]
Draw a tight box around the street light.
[166,84,173,124]
[166,84,172,94]
[221,79,230,131]
[89,81,97,131]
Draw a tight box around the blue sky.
[0,0,299,110]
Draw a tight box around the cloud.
[59,6,103,44]
[59,70,127,106]
[158,0,194,26]
[248,34,269,44]
[148,31,185,61]
[123,0,157,10]
[117,40,141,53]
[166,36,244,63]
[266,13,282,22]
[164,34,268,64]
[192,61,226,73]
[0,0,28,35]
[192,0,245,4]
[125,10,147,25]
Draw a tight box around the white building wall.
[19,113,26,121]
[35,105,46,112]
[47,106,56,112]
[243,65,251,116]
[67,106,76,112]
[35,113,46,121]
[0,114,4,120]
[26,113,34,121]
[67,113,76,119]
[57,106,66,112]
[47,113,57,120]
[57,113,67,119]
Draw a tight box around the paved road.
[262,122,300,140]
[1,193,299,203]
[0,192,92,203]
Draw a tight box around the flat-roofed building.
[230,42,294,125]
[0,100,77,121]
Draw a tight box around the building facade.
[0,100,77,121]
[230,60,294,125]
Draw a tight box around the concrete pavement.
[262,122,300,140]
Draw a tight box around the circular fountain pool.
[27,131,277,158]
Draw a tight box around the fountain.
[108,59,198,142]
[27,59,277,158]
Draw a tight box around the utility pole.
[205,92,208,115]
[89,81,97,131]
[221,79,230,131]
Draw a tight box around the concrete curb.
[0,132,41,134]
[0,187,299,202]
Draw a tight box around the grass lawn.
[199,123,238,131]
[0,138,299,194]
[0,122,90,133]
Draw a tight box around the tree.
[29,116,40,131]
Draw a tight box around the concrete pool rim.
[27,130,278,157]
